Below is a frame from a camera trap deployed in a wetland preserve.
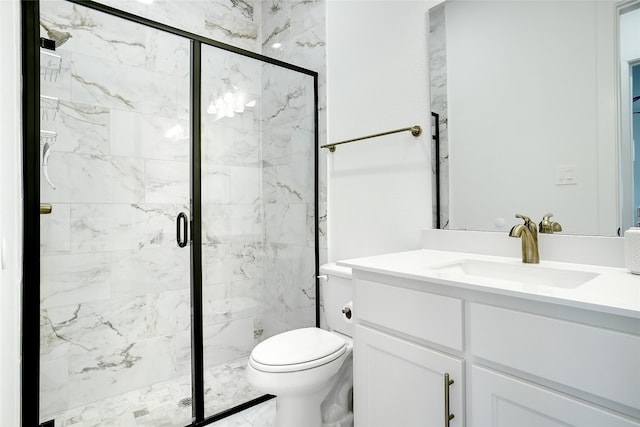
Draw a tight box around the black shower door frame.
[21,1,320,425]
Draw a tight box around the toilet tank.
[320,263,353,338]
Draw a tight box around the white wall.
[326,0,437,262]
[0,0,23,425]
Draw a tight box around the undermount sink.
[429,259,599,289]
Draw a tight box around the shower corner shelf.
[40,95,60,121]
[40,49,62,82]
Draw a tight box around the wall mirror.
[429,0,640,237]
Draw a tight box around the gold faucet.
[539,213,562,234]
[509,214,539,263]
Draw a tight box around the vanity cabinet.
[351,273,640,427]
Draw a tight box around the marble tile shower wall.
[200,47,264,371]
[260,0,328,270]
[260,0,327,331]
[38,0,326,421]
[260,64,317,338]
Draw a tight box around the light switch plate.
[555,165,577,185]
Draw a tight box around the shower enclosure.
[22,1,319,426]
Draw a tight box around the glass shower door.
[200,44,317,417]
[38,2,193,425]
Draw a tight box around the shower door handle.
[176,212,188,248]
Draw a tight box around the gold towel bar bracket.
[40,203,52,215]
[321,125,422,152]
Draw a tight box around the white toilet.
[246,263,354,427]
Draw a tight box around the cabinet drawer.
[470,303,640,411]
[355,279,463,351]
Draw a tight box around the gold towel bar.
[321,125,422,152]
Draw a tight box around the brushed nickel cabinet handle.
[444,372,455,427]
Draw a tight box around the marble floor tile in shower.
[45,357,272,427]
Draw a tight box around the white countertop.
[338,249,640,319]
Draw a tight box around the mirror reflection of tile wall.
[428,3,449,229]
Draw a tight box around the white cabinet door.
[471,365,640,427]
[354,325,464,427]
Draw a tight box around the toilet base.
[274,387,354,427]
[273,354,354,427]
[321,353,353,427]
[275,387,327,427]
[323,413,354,427]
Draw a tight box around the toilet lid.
[250,327,346,373]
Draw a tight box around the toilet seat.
[249,327,347,373]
